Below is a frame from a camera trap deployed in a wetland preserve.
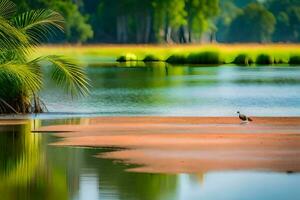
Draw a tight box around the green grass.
[35,44,300,66]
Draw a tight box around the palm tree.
[0,0,89,114]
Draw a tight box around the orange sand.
[38,117,300,173]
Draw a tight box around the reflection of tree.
[0,120,184,200]
[81,148,179,200]
[0,122,68,200]
[87,64,219,110]
[88,63,220,89]
[45,145,179,200]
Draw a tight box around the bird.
[237,111,253,122]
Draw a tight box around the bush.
[187,51,223,64]
[256,54,274,65]
[289,55,300,65]
[274,58,285,64]
[143,54,161,62]
[166,54,187,64]
[233,54,254,66]
[116,53,138,62]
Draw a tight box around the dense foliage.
[227,3,276,43]
[10,0,300,43]
[0,0,89,114]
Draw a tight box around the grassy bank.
[35,44,300,65]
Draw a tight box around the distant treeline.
[14,0,300,44]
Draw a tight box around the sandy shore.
[38,117,300,173]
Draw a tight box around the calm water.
[38,64,300,118]
[1,122,300,200]
[1,63,300,199]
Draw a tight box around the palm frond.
[0,61,44,114]
[31,55,90,97]
[0,50,15,64]
[0,17,28,51]
[0,3,90,114]
[13,9,65,45]
[0,0,16,19]
[0,62,42,93]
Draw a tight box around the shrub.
[233,54,254,66]
[256,54,274,65]
[289,55,300,65]
[143,54,161,62]
[187,51,223,64]
[166,54,187,64]
[274,58,285,64]
[116,53,138,62]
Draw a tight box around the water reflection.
[0,121,178,200]
[1,121,300,200]
[0,122,68,200]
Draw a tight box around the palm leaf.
[0,17,28,52]
[0,2,90,114]
[0,0,16,19]
[31,55,90,97]
[0,62,42,93]
[0,50,21,64]
[13,9,65,45]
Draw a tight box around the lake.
[1,63,300,200]
[38,64,300,118]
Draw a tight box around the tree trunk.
[210,31,216,43]
[188,25,192,43]
[144,12,152,43]
[164,20,173,44]
[117,15,128,43]
[179,26,188,43]
[164,13,173,43]
[135,11,153,43]
[187,16,193,43]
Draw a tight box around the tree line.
[13,0,300,44]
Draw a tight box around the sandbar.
[38,117,300,173]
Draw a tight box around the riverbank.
[37,117,300,174]
[35,44,300,64]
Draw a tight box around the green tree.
[216,0,242,42]
[50,1,93,43]
[152,0,187,43]
[12,0,93,43]
[227,3,276,43]
[266,0,300,42]
[0,0,89,114]
[185,0,219,43]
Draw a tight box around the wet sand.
[38,117,300,173]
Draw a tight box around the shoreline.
[35,116,300,173]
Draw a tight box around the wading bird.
[237,111,253,122]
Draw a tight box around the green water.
[0,121,300,200]
[37,64,300,118]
